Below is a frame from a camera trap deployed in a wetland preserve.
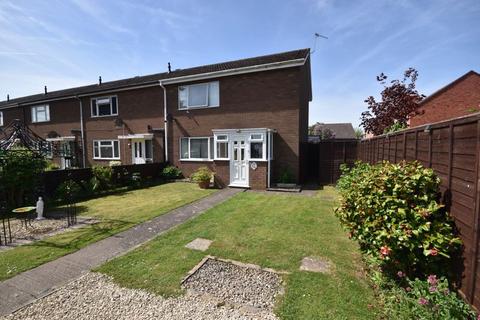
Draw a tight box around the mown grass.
[97,187,379,319]
[0,182,215,281]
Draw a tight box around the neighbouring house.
[409,70,480,127]
[0,49,312,189]
[308,122,356,142]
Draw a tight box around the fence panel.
[358,114,480,308]
[306,140,358,185]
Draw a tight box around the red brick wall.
[249,161,268,189]
[1,64,310,189]
[168,66,309,187]
[410,73,480,127]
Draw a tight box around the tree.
[360,68,425,136]
[354,127,364,139]
[0,148,47,207]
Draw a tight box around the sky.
[0,0,479,128]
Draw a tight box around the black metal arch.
[0,119,52,155]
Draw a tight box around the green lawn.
[0,182,215,281]
[97,188,379,320]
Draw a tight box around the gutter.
[74,96,87,168]
[159,81,168,162]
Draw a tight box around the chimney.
[7,94,9,102]
[99,76,102,85]
[168,62,171,73]
[44,86,47,95]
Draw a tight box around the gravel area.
[8,219,69,240]
[0,218,96,247]
[3,272,278,320]
[182,259,283,311]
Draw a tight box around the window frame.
[179,137,214,161]
[214,134,229,160]
[0,111,3,126]
[93,139,120,160]
[31,104,50,123]
[178,81,220,110]
[91,95,118,118]
[249,133,266,161]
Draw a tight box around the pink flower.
[429,286,437,293]
[418,297,428,305]
[405,287,411,292]
[380,246,391,257]
[429,248,439,256]
[427,275,438,286]
[397,271,405,278]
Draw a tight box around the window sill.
[180,159,214,162]
[91,114,119,118]
[32,121,50,124]
[178,105,220,111]
[93,158,121,161]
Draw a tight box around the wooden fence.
[306,140,358,185]
[358,113,480,308]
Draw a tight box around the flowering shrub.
[381,275,476,319]
[335,161,461,277]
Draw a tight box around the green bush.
[45,161,60,171]
[0,148,47,206]
[335,161,461,278]
[278,167,295,184]
[91,165,113,191]
[55,180,82,201]
[381,275,476,319]
[191,167,213,183]
[162,165,182,180]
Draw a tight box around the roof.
[420,70,480,105]
[0,48,310,108]
[311,122,356,139]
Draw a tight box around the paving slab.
[185,238,213,252]
[299,256,332,273]
[0,187,243,317]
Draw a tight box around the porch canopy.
[117,133,154,140]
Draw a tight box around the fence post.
[468,120,480,303]
[428,130,433,168]
[414,130,418,160]
[403,132,407,160]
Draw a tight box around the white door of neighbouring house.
[230,135,249,187]
[132,139,146,164]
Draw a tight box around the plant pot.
[198,181,210,189]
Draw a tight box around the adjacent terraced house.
[0,49,312,189]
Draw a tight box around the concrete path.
[0,188,243,317]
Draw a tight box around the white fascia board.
[118,133,154,140]
[161,58,306,85]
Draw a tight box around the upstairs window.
[178,81,219,109]
[0,111,3,126]
[91,96,118,117]
[31,105,50,123]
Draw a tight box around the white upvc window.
[31,105,50,123]
[0,111,3,126]
[180,137,214,161]
[178,81,219,110]
[93,140,120,160]
[214,134,229,160]
[249,133,266,160]
[91,96,118,117]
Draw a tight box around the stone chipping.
[3,272,278,320]
[182,259,283,311]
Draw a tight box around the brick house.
[0,49,312,189]
[409,70,480,127]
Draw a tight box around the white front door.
[132,139,146,164]
[230,136,249,187]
